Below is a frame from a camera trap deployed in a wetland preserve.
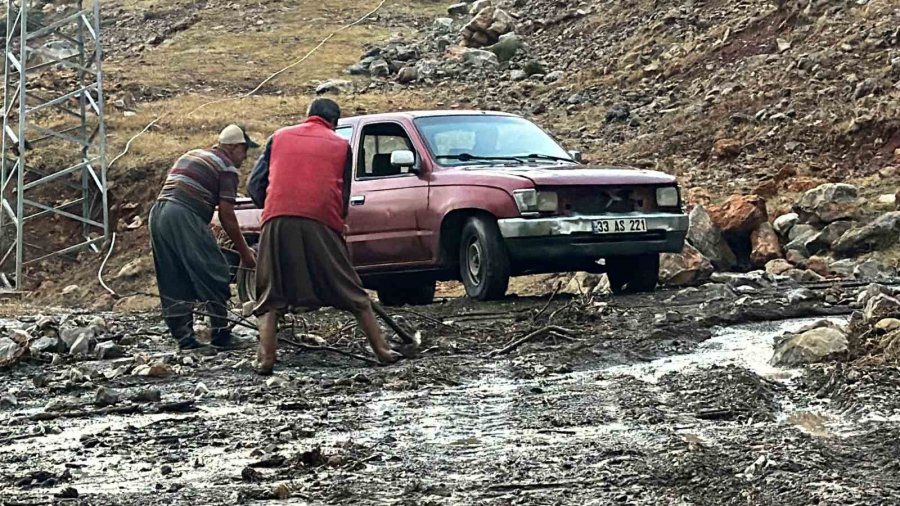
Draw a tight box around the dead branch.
[488,326,577,357]
[278,336,382,366]
[372,303,417,344]
[532,282,562,323]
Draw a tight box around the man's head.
[216,124,260,167]
[307,98,341,128]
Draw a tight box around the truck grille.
[551,186,658,216]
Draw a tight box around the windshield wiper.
[435,153,527,164]
[525,153,575,163]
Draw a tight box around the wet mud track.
[3,285,900,505]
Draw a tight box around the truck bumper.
[497,213,689,263]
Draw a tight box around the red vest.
[261,117,349,233]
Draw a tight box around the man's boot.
[164,303,212,352]
[208,301,243,350]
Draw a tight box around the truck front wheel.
[606,254,660,294]
[459,216,510,301]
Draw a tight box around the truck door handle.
[350,195,365,206]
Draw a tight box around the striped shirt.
[157,147,239,223]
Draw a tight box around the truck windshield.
[414,115,574,167]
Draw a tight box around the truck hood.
[449,164,677,186]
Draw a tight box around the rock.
[133,362,174,378]
[31,336,60,353]
[522,60,546,76]
[543,70,565,83]
[447,3,469,16]
[806,256,831,277]
[659,243,714,286]
[95,341,124,360]
[712,138,742,158]
[771,321,848,366]
[750,223,782,267]
[864,294,900,322]
[686,205,737,270]
[160,464,173,476]
[510,69,527,81]
[194,383,210,397]
[461,48,499,68]
[804,221,854,255]
[876,319,900,333]
[60,326,95,350]
[273,483,292,500]
[854,259,895,281]
[369,59,390,77]
[315,79,353,95]
[487,33,525,63]
[62,284,80,296]
[55,487,79,499]
[832,212,900,256]
[94,387,120,407]
[752,180,778,198]
[605,103,630,123]
[788,224,817,242]
[432,17,454,34]
[115,258,145,279]
[397,67,418,84]
[878,194,897,207]
[345,63,368,75]
[784,226,819,257]
[765,258,794,275]
[0,393,16,408]
[708,194,768,234]
[795,183,859,224]
[710,271,775,289]
[829,259,857,278]
[852,77,878,100]
[69,334,93,356]
[773,213,799,235]
[857,284,896,307]
[784,269,825,283]
[787,288,817,304]
[132,388,162,403]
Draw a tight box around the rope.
[107,0,386,169]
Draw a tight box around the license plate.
[592,218,647,234]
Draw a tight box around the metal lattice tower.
[1,0,107,291]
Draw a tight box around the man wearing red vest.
[248,98,398,375]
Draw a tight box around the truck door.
[346,121,431,269]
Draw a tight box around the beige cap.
[217,124,260,148]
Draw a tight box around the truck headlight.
[656,187,679,207]
[514,189,558,213]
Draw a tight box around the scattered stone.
[160,464,173,476]
[773,213,799,236]
[712,138,742,158]
[0,393,17,408]
[795,183,859,224]
[765,258,794,275]
[273,483,292,500]
[0,337,22,360]
[397,66,418,84]
[115,258,145,279]
[132,388,162,403]
[687,205,737,270]
[194,383,210,397]
[487,33,525,63]
[447,3,469,16]
[605,103,630,123]
[804,221,854,255]
[771,321,848,366]
[857,283,896,307]
[785,269,826,283]
[787,288,817,304]
[133,362,174,378]
[461,48,499,68]
[750,223,782,267]
[659,243,714,286]
[854,259,895,281]
[708,194,768,234]
[543,70,565,83]
[832,212,900,256]
[829,258,858,278]
[522,60,546,76]
[95,341,124,360]
[315,79,353,95]
[805,256,831,277]
[94,387,120,407]
[864,294,900,322]
[369,59,390,77]
[62,285,80,296]
[69,334,93,356]
[432,17,454,34]
[876,318,900,333]
[55,487,79,499]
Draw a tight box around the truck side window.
[357,123,416,179]
[335,127,353,141]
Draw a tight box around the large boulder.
[854,259,896,281]
[708,194,768,234]
[686,205,737,270]
[750,223,782,267]
[460,48,500,68]
[771,321,848,366]
[864,293,900,323]
[486,33,525,63]
[659,243,714,286]
[795,183,859,224]
[832,212,900,257]
[804,220,854,255]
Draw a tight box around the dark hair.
[307,98,341,125]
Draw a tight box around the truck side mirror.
[391,150,415,167]
[568,150,583,163]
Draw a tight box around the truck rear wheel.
[459,216,510,301]
[606,254,659,294]
[377,278,436,306]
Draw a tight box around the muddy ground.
[3,281,900,505]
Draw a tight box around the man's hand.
[218,200,256,270]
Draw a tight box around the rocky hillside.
[10,0,899,307]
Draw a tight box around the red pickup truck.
[226,110,688,305]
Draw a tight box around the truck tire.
[606,254,660,294]
[459,216,510,301]
[377,278,436,307]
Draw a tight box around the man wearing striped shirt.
[149,124,259,351]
